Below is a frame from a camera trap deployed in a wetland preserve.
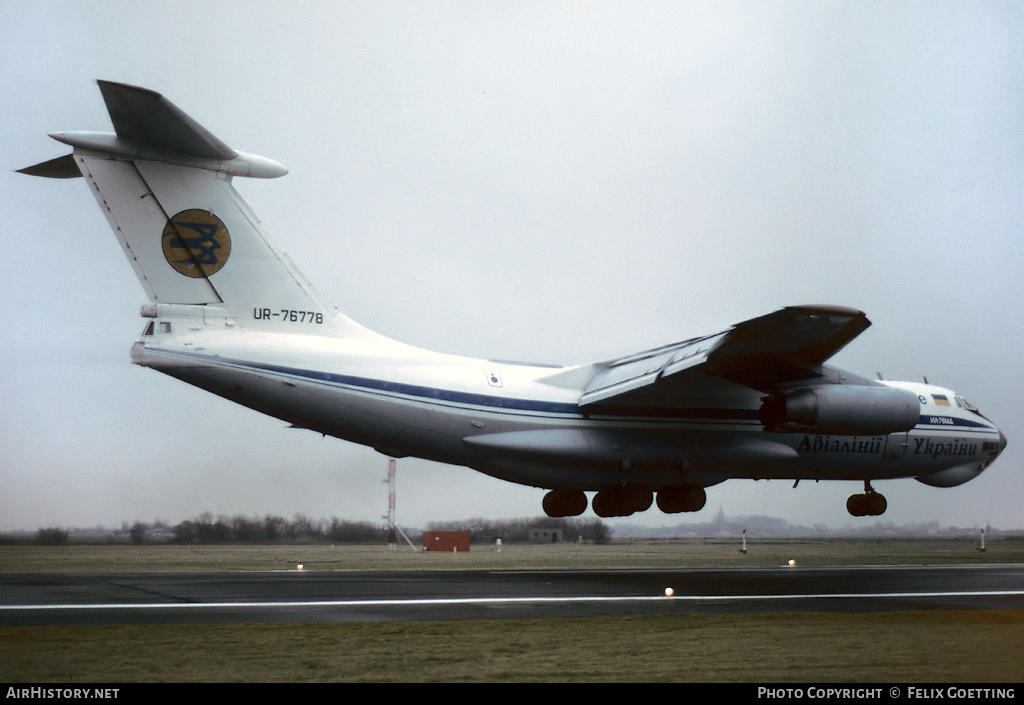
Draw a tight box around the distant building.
[529,528,563,543]
[422,530,470,552]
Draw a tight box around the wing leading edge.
[579,305,870,407]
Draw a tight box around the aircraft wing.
[579,305,870,407]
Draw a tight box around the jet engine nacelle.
[759,384,920,435]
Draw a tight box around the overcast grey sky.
[2,1,1022,533]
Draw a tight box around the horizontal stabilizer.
[16,153,81,179]
[98,80,237,160]
[19,80,286,180]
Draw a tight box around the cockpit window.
[955,395,983,417]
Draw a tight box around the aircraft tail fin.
[18,80,345,335]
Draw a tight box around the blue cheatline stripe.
[146,347,765,423]
[148,347,580,414]
[255,359,584,414]
[160,348,1008,432]
[916,415,998,431]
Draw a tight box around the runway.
[2,564,1022,626]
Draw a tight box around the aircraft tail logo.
[162,210,231,278]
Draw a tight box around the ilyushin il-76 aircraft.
[20,81,1007,519]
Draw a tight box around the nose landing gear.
[847,480,887,517]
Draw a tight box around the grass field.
[2,539,1022,682]
[2,536,1021,573]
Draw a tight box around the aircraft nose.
[998,428,1008,454]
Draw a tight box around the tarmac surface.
[2,564,1022,626]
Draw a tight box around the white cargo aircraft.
[20,81,1007,518]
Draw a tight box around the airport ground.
[1,538,1022,682]
[3,535,1022,572]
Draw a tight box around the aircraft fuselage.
[132,319,1005,496]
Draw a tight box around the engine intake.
[759,384,919,435]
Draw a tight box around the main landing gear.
[542,484,707,518]
[847,480,887,517]
[544,481,889,519]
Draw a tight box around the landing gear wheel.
[847,482,887,517]
[542,490,587,518]
[655,484,707,514]
[592,485,653,518]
